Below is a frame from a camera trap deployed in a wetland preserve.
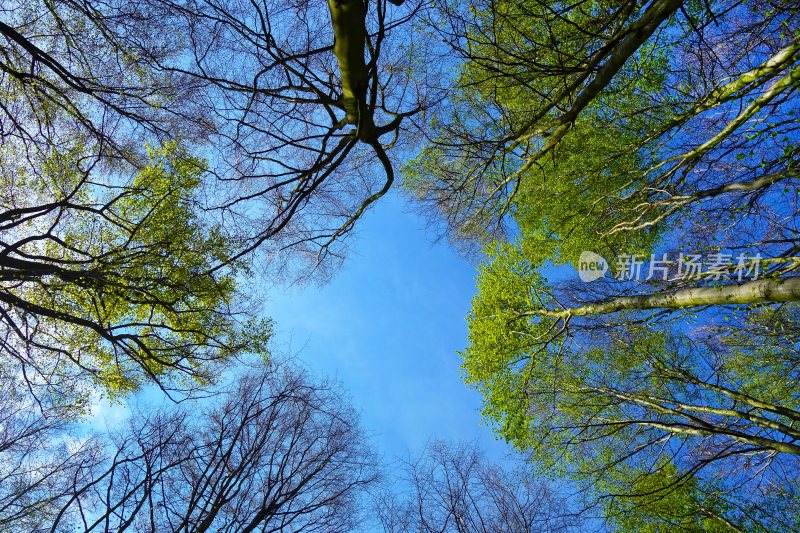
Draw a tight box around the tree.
[0,140,272,404]
[1,0,429,400]
[2,0,427,262]
[464,249,800,529]
[375,440,583,532]
[408,0,798,260]
[0,361,378,532]
[403,0,800,527]
[596,461,794,532]
[0,373,103,532]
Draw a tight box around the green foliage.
[601,463,732,532]
[464,240,800,528]
[513,116,661,268]
[464,275,800,527]
[464,243,547,444]
[417,2,800,527]
[405,0,681,262]
[3,141,271,398]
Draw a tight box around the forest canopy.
[1,0,798,530]
[406,0,800,529]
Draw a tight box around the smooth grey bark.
[525,275,800,318]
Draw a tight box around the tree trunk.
[327,0,375,138]
[527,276,800,318]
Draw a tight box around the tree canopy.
[2,0,799,530]
[1,0,429,404]
[0,362,379,532]
[406,0,800,528]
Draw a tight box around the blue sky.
[264,191,511,463]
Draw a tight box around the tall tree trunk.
[525,276,800,318]
[327,0,375,138]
